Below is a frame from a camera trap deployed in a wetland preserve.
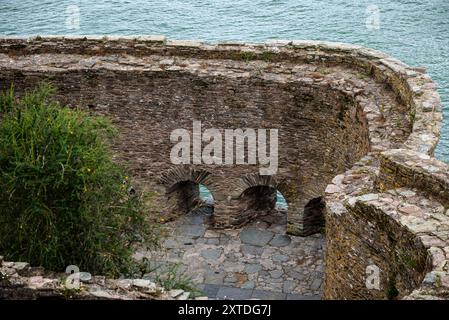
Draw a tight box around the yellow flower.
[87,168,91,172]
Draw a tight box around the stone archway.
[159,166,214,220]
[229,173,287,227]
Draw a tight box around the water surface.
[1,0,448,161]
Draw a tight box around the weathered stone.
[325,184,341,194]
[216,286,253,300]
[311,278,322,291]
[243,264,262,274]
[240,228,274,247]
[27,276,55,289]
[132,279,157,292]
[241,245,264,256]
[13,262,30,275]
[241,281,255,289]
[89,290,118,299]
[398,204,423,216]
[224,274,237,284]
[269,235,291,247]
[200,249,223,260]
[357,194,379,202]
[282,280,296,293]
[273,255,289,263]
[269,270,283,279]
[204,270,225,285]
[201,284,221,298]
[252,290,286,300]
[180,225,205,238]
[169,289,184,298]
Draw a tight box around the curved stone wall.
[0,36,446,299]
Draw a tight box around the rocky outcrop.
[0,256,201,300]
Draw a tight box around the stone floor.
[134,210,325,300]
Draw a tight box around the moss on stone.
[238,51,256,63]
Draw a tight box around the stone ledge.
[0,258,202,300]
[379,148,449,207]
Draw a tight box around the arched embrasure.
[160,167,214,217]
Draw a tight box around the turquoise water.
[199,184,288,209]
[1,0,448,162]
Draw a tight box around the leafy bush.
[0,84,158,277]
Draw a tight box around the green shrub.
[0,84,158,277]
[137,259,198,293]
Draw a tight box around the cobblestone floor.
[134,210,325,300]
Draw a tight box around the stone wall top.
[0,35,442,156]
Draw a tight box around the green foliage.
[317,66,331,75]
[136,259,198,293]
[239,51,256,63]
[154,263,197,292]
[398,251,418,269]
[0,84,14,114]
[260,51,274,62]
[0,84,158,277]
[409,109,416,124]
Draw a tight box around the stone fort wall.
[0,36,447,299]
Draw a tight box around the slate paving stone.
[269,270,283,279]
[201,248,223,260]
[273,254,289,262]
[283,280,296,293]
[163,238,179,249]
[244,264,262,274]
[206,238,220,245]
[252,290,287,300]
[183,213,205,225]
[145,210,325,299]
[224,274,237,284]
[259,270,270,277]
[241,281,256,289]
[201,284,221,298]
[287,270,305,280]
[204,270,226,285]
[216,286,253,300]
[219,234,231,245]
[180,225,205,238]
[269,235,292,247]
[311,278,322,291]
[241,245,264,256]
[239,228,274,247]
